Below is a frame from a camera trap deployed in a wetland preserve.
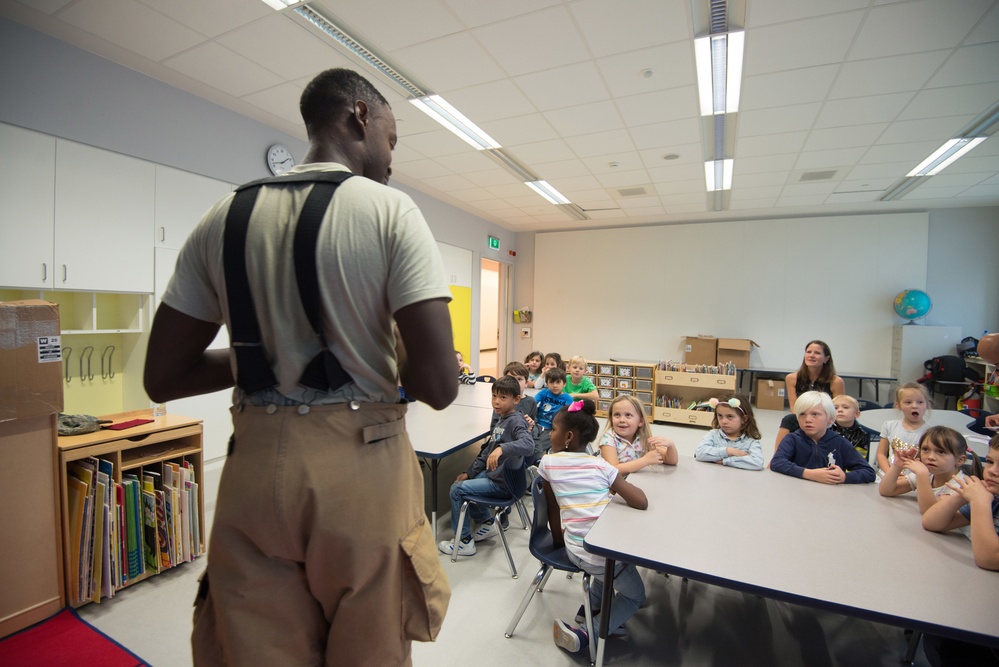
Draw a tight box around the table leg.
[430,458,439,538]
[595,557,616,667]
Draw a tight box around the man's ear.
[350,100,369,134]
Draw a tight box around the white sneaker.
[553,619,588,654]
[438,538,476,556]
[472,520,499,542]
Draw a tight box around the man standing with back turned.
[144,68,456,666]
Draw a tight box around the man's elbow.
[413,380,457,410]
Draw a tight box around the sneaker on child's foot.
[438,538,476,556]
[498,509,510,531]
[472,520,499,542]
[553,619,588,654]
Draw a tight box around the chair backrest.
[856,399,881,412]
[527,475,559,561]
[477,375,497,383]
[501,456,530,501]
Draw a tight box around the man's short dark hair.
[545,367,567,384]
[503,361,529,380]
[300,68,389,138]
[492,375,522,398]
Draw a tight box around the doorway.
[478,259,510,377]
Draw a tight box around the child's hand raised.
[524,415,535,430]
[946,475,994,503]
[641,448,664,467]
[901,458,929,478]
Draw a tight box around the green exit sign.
[488,236,500,251]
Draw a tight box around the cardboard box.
[683,336,717,365]
[755,379,786,410]
[717,338,759,369]
[0,301,63,422]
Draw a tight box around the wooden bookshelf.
[57,410,204,607]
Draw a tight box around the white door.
[0,124,56,288]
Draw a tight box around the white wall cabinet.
[54,141,154,292]
[891,325,962,388]
[0,124,57,289]
[154,166,233,250]
[436,241,473,288]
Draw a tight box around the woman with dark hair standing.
[773,340,846,448]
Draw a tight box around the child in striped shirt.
[538,399,648,655]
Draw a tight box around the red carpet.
[0,608,151,666]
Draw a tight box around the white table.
[405,401,492,537]
[584,461,999,667]
[857,408,988,458]
[449,381,539,409]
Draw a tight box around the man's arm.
[394,298,457,410]
[144,303,233,402]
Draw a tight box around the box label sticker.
[685,344,692,352]
[777,389,785,397]
[38,335,62,363]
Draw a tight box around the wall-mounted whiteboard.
[534,212,929,376]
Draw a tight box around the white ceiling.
[4,0,999,232]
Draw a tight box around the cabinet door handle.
[160,226,166,243]
[62,264,67,283]
[42,263,47,282]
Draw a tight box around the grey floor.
[79,405,933,667]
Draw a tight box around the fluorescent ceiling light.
[906,137,987,176]
[694,31,745,115]
[260,0,296,9]
[410,95,501,150]
[704,159,733,191]
[525,180,571,205]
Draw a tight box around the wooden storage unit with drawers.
[592,361,656,417]
[653,369,737,427]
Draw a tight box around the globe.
[893,289,932,321]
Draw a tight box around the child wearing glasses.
[599,395,677,473]
[694,394,764,470]
[770,391,875,484]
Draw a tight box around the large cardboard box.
[0,300,63,422]
[717,338,759,369]
[755,378,786,410]
[683,336,717,365]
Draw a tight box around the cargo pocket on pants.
[399,516,451,641]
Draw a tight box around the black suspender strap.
[223,171,354,394]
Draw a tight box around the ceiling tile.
[647,161,707,182]
[829,51,950,99]
[582,153,646,174]
[824,191,882,203]
[747,0,869,27]
[794,147,867,169]
[903,185,970,199]
[781,181,839,197]
[776,194,828,207]
[443,0,561,28]
[531,159,593,179]
[844,161,915,180]
[241,82,305,127]
[734,172,790,188]
[570,0,690,58]
[617,195,662,209]
[739,103,822,136]
[217,14,352,81]
[744,11,864,76]
[312,0,463,52]
[730,185,783,200]
[594,168,651,188]
[543,101,624,137]
[834,177,897,192]
[665,202,708,214]
[393,158,454,179]
[431,150,498,174]
[504,138,578,164]
[460,169,521,187]
[728,197,779,210]
[564,129,635,158]
[860,141,940,165]
[513,62,611,111]
[736,131,808,158]
[420,173,478,191]
[897,82,999,121]
[813,92,913,128]
[659,191,705,206]
[965,2,999,45]
[803,124,888,151]
[925,171,992,188]
[927,42,999,88]
[736,153,798,174]
[848,0,992,60]
[937,153,999,175]
[60,0,204,62]
[876,116,975,145]
[400,128,473,157]
[138,0,270,38]
[393,100,449,136]
[445,79,537,122]
[629,118,701,151]
[741,65,839,110]
[473,6,590,76]
[639,143,702,169]
[654,178,706,196]
[596,42,695,98]
[17,0,74,14]
[163,42,284,97]
[479,113,559,147]
[392,32,506,91]
[960,183,999,197]
[546,174,603,194]
[616,86,699,126]
[440,187,496,203]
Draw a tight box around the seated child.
[533,352,564,390]
[875,382,930,479]
[694,395,764,470]
[770,391,875,484]
[538,399,648,655]
[831,395,872,460]
[456,350,476,385]
[438,376,534,557]
[565,355,598,401]
[524,350,544,384]
[880,426,979,515]
[922,433,999,571]
[533,367,574,463]
[600,395,677,472]
[496,361,536,431]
